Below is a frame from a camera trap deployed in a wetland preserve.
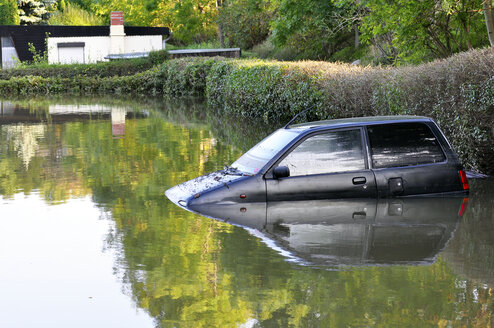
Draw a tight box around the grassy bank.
[0,49,492,174]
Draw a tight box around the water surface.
[1,98,493,327]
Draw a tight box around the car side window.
[367,123,446,169]
[278,129,365,176]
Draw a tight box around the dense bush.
[156,57,225,96]
[0,50,492,173]
[147,50,170,66]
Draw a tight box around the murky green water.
[1,98,493,328]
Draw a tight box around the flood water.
[1,98,493,327]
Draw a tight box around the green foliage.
[69,0,91,11]
[27,42,47,64]
[56,0,65,10]
[0,0,20,24]
[207,60,322,122]
[218,0,274,49]
[86,0,164,26]
[152,0,218,44]
[269,0,491,63]
[157,57,226,96]
[48,1,106,25]
[249,37,298,61]
[166,40,222,50]
[271,0,357,60]
[17,0,57,25]
[147,49,169,65]
[329,44,369,63]
[357,0,490,64]
[13,0,491,63]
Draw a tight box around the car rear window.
[367,123,446,169]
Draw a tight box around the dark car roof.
[289,115,431,130]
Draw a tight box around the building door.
[57,42,85,64]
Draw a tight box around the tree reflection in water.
[0,97,493,327]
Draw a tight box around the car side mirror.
[273,166,290,179]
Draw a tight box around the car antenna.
[283,108,311,129]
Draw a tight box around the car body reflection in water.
[189,197,468,267]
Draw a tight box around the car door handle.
[352,211,367,219]
[352,177,367,185]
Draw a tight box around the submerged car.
[166,116,469,208]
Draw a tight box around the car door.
[366,122,462,197]
[265,127,377,201]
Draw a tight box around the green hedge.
[0,50,168,79]
[0,50,492,174]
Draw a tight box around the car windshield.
[230,129,300,174]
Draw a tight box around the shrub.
[158,57,227,96]
[148,50,169,66]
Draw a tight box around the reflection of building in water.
[111,107,126,138]
[49,104,113,115]
[4,124,46,169]
[1,101,15,116]
[0,103,146,134]
[49,104,128,138]
[198,133,216,174]
[1,102,134,167]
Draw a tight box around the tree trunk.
[483,0,494,48]
[216,0,225,48]
[218,23,225,48]
[354,25,359,49]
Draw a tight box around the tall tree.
[216,0,225,47]
[483,0,494,47]
[0,0,20,24]
[17,0,57,25]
